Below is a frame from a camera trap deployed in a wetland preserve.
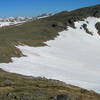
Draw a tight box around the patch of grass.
[0,69,100,100]
[0,20,62,62]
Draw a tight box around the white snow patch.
[0,17,100,93]
[0,21,25,27]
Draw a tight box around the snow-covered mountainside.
[0,17,100,93]
[0,17,33,27]
[0,15,53,27]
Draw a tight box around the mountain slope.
[0,4,100,63]
[1,16,100,93]
[0,4,100,100]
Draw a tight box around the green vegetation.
[0,19,62,62]
[0,69,100,100]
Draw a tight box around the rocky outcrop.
[95,22,100,35]
[49,5,100,29]
[82,24,93,35]
[53,94,71,100]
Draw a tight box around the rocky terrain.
[0,69,100,100]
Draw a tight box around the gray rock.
[95,22,100,35]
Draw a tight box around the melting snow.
[0,21,25,27]
[0,17,100,93]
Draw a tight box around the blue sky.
[0,0,100,17]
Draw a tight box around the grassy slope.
[0,69,100,100]
[0,20,61,62]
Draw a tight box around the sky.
[0,0,100,17]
